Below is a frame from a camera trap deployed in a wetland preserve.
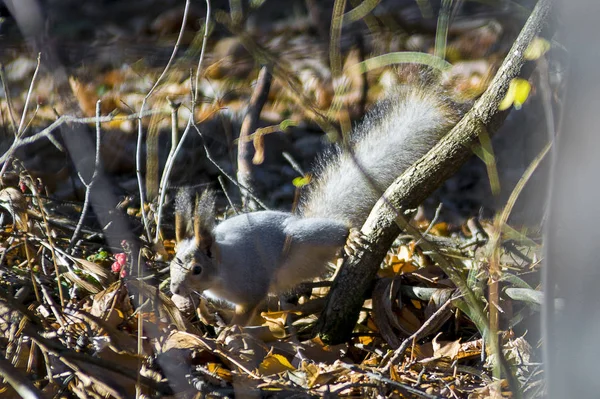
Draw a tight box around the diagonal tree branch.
[315,0,553,351]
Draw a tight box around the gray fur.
[195,189,216,233]
[301,86,460,227]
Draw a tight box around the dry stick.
[316,0,553,392]
[282,152,305,176]
[0,63,18,133]
[381,295,455,372]
[152,98,180,242]
[339,363,441,399]
[416,202,443,245]
[26,178,65,307]
[135,248,144,399]
[17,54,41,135]
[68,100,102,253]
[23,237,40,303]
[0,356,46,399]
[24,326,172,396]
[0,53,41,179]
[136,0,192,242]
[192,123,269,210]
[0,109,167,167]
[237,66,272,210]
[218,175,239,215]
[154,0,211,243]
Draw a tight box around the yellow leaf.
[258,353,295,375]
[499,78,531,111]
[358,335,374,346]
[292,175,312,188]
[207,363,233,382]
[524,37,551,60]
[512,79,531,110]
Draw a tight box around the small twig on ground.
[340,363,441,399]
[416,202,443,245]
[381,295,455,372]
[22,172,65,307]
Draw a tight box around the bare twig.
[416,203,443,245]
[339,363,441,399]
[381,295,455,372]
[218,175,239,215]
[192,123,269,210]
[154,0,212,243]
[17,54,41,135]
[68,100,102,253]
[23,174,65,306]
[0,63,18,133]
[136,0,192,242]
[282,152,305,176]
[0,53,41,179]
[0,109,168,167]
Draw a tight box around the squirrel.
[170,82,463,325]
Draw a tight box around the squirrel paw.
[344,228,370,257]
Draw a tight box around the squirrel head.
[170,189,219,296]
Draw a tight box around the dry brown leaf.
[303,361,341,388]
[91,282,132,321]
[261,310,296,339]
[300,338,347,365]
[219,326,269,371]
[431,333,461,360]
[162,330,216,353]
[0,188,28,231]
[252,131,265,165]
[69,77,98,117]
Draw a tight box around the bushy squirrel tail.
[300,84,463,227]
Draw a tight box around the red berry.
[111,261,121,273]
[114,253,127,266]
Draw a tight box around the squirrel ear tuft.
[175,189,194,243]
[194,189,216,249]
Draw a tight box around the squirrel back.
[300,85,462,227]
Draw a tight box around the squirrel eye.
[192,265,202,275]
